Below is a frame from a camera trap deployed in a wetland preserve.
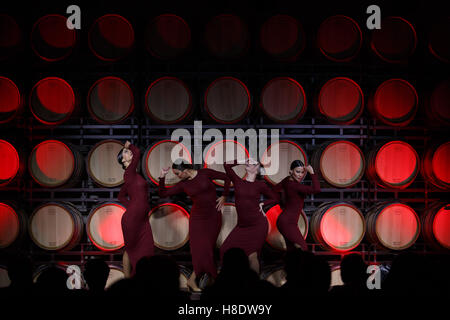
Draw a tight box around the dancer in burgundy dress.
[273,160,320,251]
[159,160,230,291]
[221,158,279,273]
[117,141,154,278]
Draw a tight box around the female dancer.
[273,160,321,251]
[221,158,279,274]
[117,141,154,278]
[159,160,231,292]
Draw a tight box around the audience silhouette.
[83,258,110,295]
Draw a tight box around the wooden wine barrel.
[145,77,192,124]
[0,265,11,288]
[204,139,248,187]
[427,80,450,126]
[260,14,305,61]
[204,14,249,59]
[310,202,365,252]
[317,15,362,62]
[0,202,27,249]
[0,139,21,186]
[86,202,125,251]
[216,203,238,248]
[0,14,22,61]
[366,141,419,189]
[142,140,192,186]
[260,266,286,287]
[428,17,450,63]
[366,201,420,250]
[311,140,365,188]
[87,77,134,124]
[87,140,125,187]
[149,203,190,250]
[261,140,308,185]
[31,14,77,62]
[105,264,125,289]
[145,14,191,59]
[421,202,450,250]
[370,16,417,63]
[88,14,134,61]
[265,204,308,250]
[368,79,418,126]
[317,77,364,124]
[178,264,191,291]
[260,77,307,123]
[30,77,76,125]
[204,77,251,124]
[29,140,84,188]
[330,264,344,287]
[421,142,450,190]
[0,76,22,124]
[29,202,84,251]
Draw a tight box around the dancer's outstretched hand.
[159,167,170,178]
[216,196,226,212]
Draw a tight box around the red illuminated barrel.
[30,77,76,125]
[87,140,125,187]
[145,77,192,124]
[310,202,365,252]
[145,14,191,59]
[149,203,190,250]
[0,76,22,124]
[428,17,450,63]
[204,14,249,59]
[317,77,364,125]
[421,142,450,190]
[89,14,134,61]
[86,202,125,251]
[317,15,362,62]
[216,203,238,248]
[366,141,419,189]
[370,16,417,63]
[0,202,27,249]
[366,201,420,250]
[265,204,308,250]
[31,14,77,61]
[29,202,83,251]
[142,140,192,186]
[204,77,251,124]
[87,77,134,124]
[28,140,84,188]
[260,77,307,123]
[427,80,450,126]
[421,202,450,250]
[0,14,22,61]
[311,140,365,188]
[260,140,307,185]
[260,14,305,61]
[0,139,21,186]
[204,140,249,187]
[368,79,418,126]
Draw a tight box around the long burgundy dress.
[273,173,321,251]
[118,144,154,277]
[158,168,230,278]
[220,160,279,259]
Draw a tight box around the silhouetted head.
[84,259,110,292]
[134,255,180,295]
[289,160,306,182]
[221,247,250,274]
[172,159,194,180]
[6,255,33,286]
[340,253,367,285]
[35,266,68,294]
